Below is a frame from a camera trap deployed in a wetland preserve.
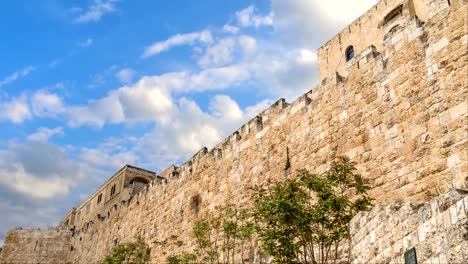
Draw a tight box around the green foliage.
[163,157,372,264]
[252,156,373,264]
[101,237,150,264]
[166,252,197,264]
[252,179,309,263]
[166,204,254,264]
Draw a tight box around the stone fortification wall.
[0,0,466,263]
[350,189,468,263]
[317,0,441,81]
[66,0,467,263]
[0,228,72,264]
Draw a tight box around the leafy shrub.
[101,237,150,264]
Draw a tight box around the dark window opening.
[110,184,116,196]
[255,116,263,131]
[190,194,201,216]
[384,5,403,25]
[171,171,179,178]
[404,248,417,264]
[447,0,451,6]
[346,46,355,61]
[130,177,150,194]
[97,193,102,204]
[284,147,291,177]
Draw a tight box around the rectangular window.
[110,184,116,196]
[97,194,102,204]
[86,204,90,214]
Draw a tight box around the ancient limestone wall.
[64,1,467,263]
[0,228,72,264]
[317,0,440,81]
[350,189,468,263]
[0,0,465,263]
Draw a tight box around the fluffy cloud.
[79,141,136,169]
[142,30,213,58]
[31,90,65,117]
[67,93,125,128]
[272,0,377,47]
[198,38,237,68]
[116,68,136,84]
[0,141,86,199]
[0,95,32,123]
[223,25,240,34]
[197,36,257,68]
[73,0,119,24]
[235,6,273,28]
[27,127,64,142]
[134,96,271,168]
[0,66,36,88]
[0,90,66,124]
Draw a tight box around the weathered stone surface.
[0,0,466,263]
[350,189,468,263]
[0,228,72,264]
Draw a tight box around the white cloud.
[223,24,240,34]
[31,90,65,117]
[67,93,125,128]
[236,6,273,28]
[78,38,93,47]
[197,38,237,68]
[0,95,32,124]
[0,141,89,199]
[272,0,377,47]
[80,142,136,169]
[142,30,213,58]
[238,35,257,53]
[116,68,136,84]
[0,66,36,88]
[245,47,318,100]
[134,96,272,167]
[27,127,64,142]
[66,76,176,127]
[73,0,119,23]
[209,95,243,121]
[197,36,257,68]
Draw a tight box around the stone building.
[59,165,159,231]
[0,0,466,263]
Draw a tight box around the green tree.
[101,237,151,264]
[166,252,197,264]
[165,204,255,264]
[252,156,373,264]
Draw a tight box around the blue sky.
[0,0,377,245]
